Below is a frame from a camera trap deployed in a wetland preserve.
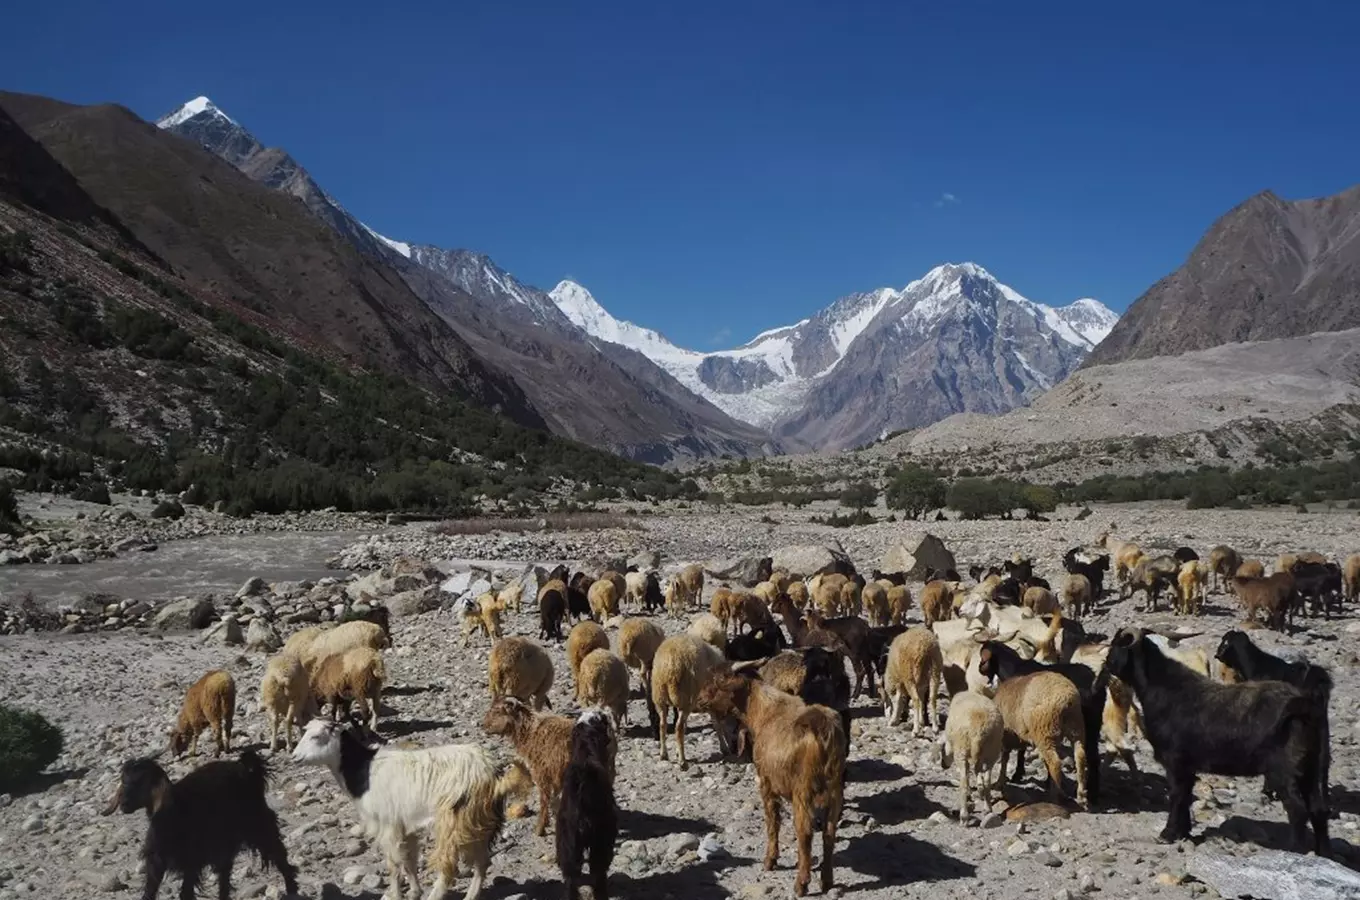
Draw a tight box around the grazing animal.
[1062,550,1109,604]
[651,633,728,769]
[260,653,312,752]
[617,617,666,688]
[482,696,578,837]
[538,580,567,642]
[576,649,630,726]
[311,645,385,732]
[567,621,610,695]
[641,572,666,612]
[1233,573,1296,630]
[699,671,846,897]
[169,669,236,758]
[885,584,912,626]
[1343,553,1360,603]
[292,720,531,900]
[881,627,943,736]
[488,637,555,709]
[1105,629,1329,853]
[992,671,1089,808]
[938,691,1005,823]
[101,750,299,900]
[556,709,619,900]
[1207,545,1243,594]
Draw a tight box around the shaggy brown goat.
[482,696,577,837]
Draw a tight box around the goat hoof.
[1156,829,1188,845]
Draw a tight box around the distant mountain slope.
[549,264,1117,449]
[158,97,776,464]
[1085,184,1360,366]
[0,91,540,427]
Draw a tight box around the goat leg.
[1159,767,1195,844]
[760,778,781,871]
[792,798,813,897]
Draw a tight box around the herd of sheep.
[98,529,1347,899]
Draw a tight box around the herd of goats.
[97,530,1347,900]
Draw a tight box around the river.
[0,530,374,608]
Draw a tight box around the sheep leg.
[401,832,422,900]
[908,684,924,737]
[676,709,691,770]
[928,673,941,732]
[268,711,280,752]
[1159,766,1195,843]
[759,777,781,871]
[214,860,233,900]
[1073,736,1089,810]
[381,835,405,900]
[1010,745,1027,783]
[976,758,994,814]
[791,796,813,897]
[177,869,201,900]
[1039,745,1067,802]
[284,702,296,751]
[457,840,490,900]
[657,703,670,762]
[958,753,971,822]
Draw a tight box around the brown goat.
[919,580,955,627]
[169,669,236,757]
[992,670,1088,808]
[1207,545,1242,594]
[1233,573,1295,630]
[886,584,912,626]
[1344,554,1360,603]
[699,672,846,897]
[482,696,575,836]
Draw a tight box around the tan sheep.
[300,620,388,674]
[566,621,610,691]
[615,618,663,685]
[769,570,792,595]
[838,580,862,618]
[787,581,811,610]
[1061,573,1092,620]
[1176,561,1206,615]
[686,613,727,651]
[993,670,1088,808]
[1236,559,1265,580]
[882,627,943,736]
[1207,545,1242,594]
[919,580,955,627]
[587,579,619,621]
[598,569,628,602]
[1345,553,1360,603]
[937,691,1004,822]
[1276,553,1298,576]
[169,669,236,757]
[710,586,738,634]
[678,563,705,610]
[281,625,325,660]
[1022,586,1058,616]
[497,580,525,614]
[861,581,890,627]
[624,571,649,610]
[752,580,780,608]
[576,648,630,725]
[312,646,385,732]
[260,653,311,751]
[488,636,555,709]
[886,584,912,626]
[651,633,728,769]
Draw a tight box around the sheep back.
[617,618,665,677]
[567,622,610,686]
[489,637,555,709]
[576,649,630,724]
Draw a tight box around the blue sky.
[4,1,1358,349]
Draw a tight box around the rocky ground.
[2,504,1360,899]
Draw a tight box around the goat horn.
[99,785,122,817]
[730,659,766,673]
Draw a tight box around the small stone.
[697,835,726,862]
[980,811,1006,829]
[341,866,365,886]
[1007,839,1033,857]
[1034,850,1062,867]
[927,810,950,824]
[1155,872,1186,886]
[1054,891,1075,900]
[341,838,364,857]
[360,873,383,890]
[669,834,700,856]
[738,885,771,899]
[1078,873,1097,893]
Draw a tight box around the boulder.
[154,597,215,631]
[628,549,662,572]
[245,618,282,651]
[0,549,25,565]
[705,555,766,587]
[236,577,268,599]
[438,568,493,597]
[239,597,275,620]
[1187,849,1360,900]
[384,557,443,585]
[771,543,851,579]
[387,587,440,618]
[111,535,151,554]
[345,571,394,601]
[200,615,244,646]
[880,532,956,580]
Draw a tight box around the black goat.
[871,569,908,586]
[1214,629,1333,804]
[547,563,571,584]
[641,572,665,612]
[727,625,788,662]
[1290,561,1342,618]
[754,556,774,586]
[1003,557,1035,583]
[340,603,390,639]
[557,710,618,900]
[539,587,566,642]
[803,612,876,699]
[800,646,853,762]
[1173,547,1200,564]
[1107,629,1329,853]
[566,572,593,622]
[102,750,298,900]
[1063,550,1110,602]
[976,641,1115,806]
[922,566,962,583]
[866,624,910,676]
[992,576,1022,607]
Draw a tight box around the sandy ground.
[2,504,1359,899]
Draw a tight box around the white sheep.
[938,691,1004,823]
[259,653,311,751]
[882,627,943,736]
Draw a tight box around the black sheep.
[976,640,1116,805]
[1063,550,1110,604]
[566,572,593,622]
[1214,629,1333,804]
[641,572,665,612]
[1173,547,1200,564]
[753,556,774,586]
[556,710,618,900]
[1107,628,1329,853]
[102,750,298,900]
[1290,561,1343,618]
[539,587,566,642]
[800,646,852,763]
[870,569,908,586]
[727,625,788,662]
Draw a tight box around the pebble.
[1007,839,1033,857]
[669,834,700,857]
[1033,850,1062,867]
[20,816,43,834]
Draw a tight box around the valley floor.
[2,503,1359,898]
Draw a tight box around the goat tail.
[798,707,847,830]
[495,759,533,809]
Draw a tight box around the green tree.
[885,465,946,519]
[947,478,1011,519]
[1019,483,1058,516]
[840,481,878,513]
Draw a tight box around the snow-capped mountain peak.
[360,223,411,259]
[157,96,234,129]
[548,281,695,363]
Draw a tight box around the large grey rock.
[705,555,765,586]
[771,543,850,579]
[154,597,215,630]
[200,615,244,646]
[628,549,662,571]
[246,618,282,652]
[880,532,957,580]
[1187,848,1360,900]
[387,587,440,618]
[236,577,268,599]
[345,571,394,601]
[384,557,443,584]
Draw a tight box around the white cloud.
[933,192,960,209]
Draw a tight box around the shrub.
[0,705,64,792]
[884,465,946,520]
[839,482,878,512]
[150,498,185,519]
[0,482,21,535]
[947,478,1013,520]
[72,481,112,505]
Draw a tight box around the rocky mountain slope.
[552,264,1117,450]
[157,98,776,464]
[1086,184,1360,366]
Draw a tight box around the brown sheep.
[698,671,846,896]
[993,670,1088,808]
[1177,561,1207,616]
[598,569,627,602]
[488,636,555,709]
[838,580,862,618]
[686,613,728,651]
[769,570,792,595]
[861,581,890,627]
[758,651,809,695]
[735,591,776,635]
[886,584,912,626]
[482,696,576,836]
[1060,573,1092,619]
[882,627,943,736]
[919,580,955,627]
[1207,545,1242,594]
[1345,554,1360,603]
[651,633,728,769]
[260,654,311,752]
[710,586,738,634]
[312,646,385,732]
[1296,551,1327,566]
[169,669,236,757]
[678,563,705,610]
[1276,553,1299,576]
[1237,559,1265,580]
[587,579,619,621]
[576,649,630,725]
[1233,573,1295,630]
[812,580,842,618]
[567,621,610,692]
[752,581,780,608]
[1022,586,1058,616]
[787,581,811,610]
[617,618,666,687]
